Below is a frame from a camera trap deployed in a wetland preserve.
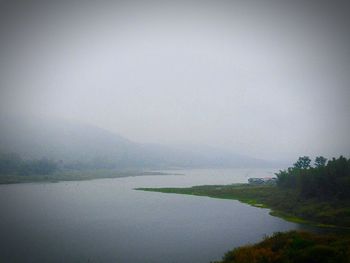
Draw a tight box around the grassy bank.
[136,184,350,228]
[213,230,350,263]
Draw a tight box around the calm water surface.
[0,168,311,262]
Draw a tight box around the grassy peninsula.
[137,156,350,228]
[137,184,350,227]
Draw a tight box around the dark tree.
[276,156,350,200]
[314,156,327,168]
[293,156,311,169]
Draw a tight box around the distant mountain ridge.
[0,114,273,169]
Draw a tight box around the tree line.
[0,153,124,177]
[276,156,350,200]
[0,153,58,176]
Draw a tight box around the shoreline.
[136,184,350,230]
[0,170,183,185]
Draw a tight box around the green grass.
[136,184,350,228]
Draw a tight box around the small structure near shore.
[248,177,277,185]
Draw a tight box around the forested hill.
[0,114,272,170]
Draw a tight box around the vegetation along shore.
[137,156,350,262]
[0,153,179,184]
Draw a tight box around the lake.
[0,168,313,262]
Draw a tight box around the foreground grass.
[213,230,350,263]
[136,184,350,228]
[0,169,176,184]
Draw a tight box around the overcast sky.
[0,0,349,160]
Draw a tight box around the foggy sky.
[0,0,349,160]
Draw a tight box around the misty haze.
[0,1,349,262]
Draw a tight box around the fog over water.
[0,0,349,161]
[0,2,349,262]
